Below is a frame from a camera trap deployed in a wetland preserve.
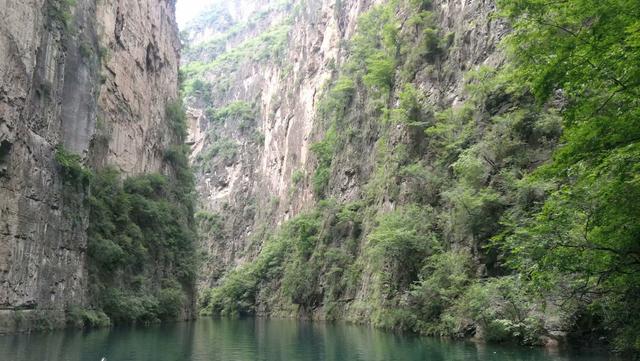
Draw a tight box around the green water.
[0,318,613,361]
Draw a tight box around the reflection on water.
[0,318,613,361]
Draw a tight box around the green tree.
[497,0,640,353]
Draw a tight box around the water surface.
[0,318,613,361]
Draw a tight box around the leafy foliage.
[291,169,305,185]
[207,101,254,122]
[182,22,291,92]
[391,84,429,125]
[85,103,196,325]
[310,127,337,197]
[54,146,92,187]
[166,100,188,140]
[204,201,362,318]
[367,205,437,296]
[317,76,355,121]
[87,168,197,324]
[495,0,640,353]
[66,307,111,329]
[203,230,290,317]
[407,250,474,336]
[182,1,292,63]
[206,101,256,131]
[47,0,76,31]
[184,79,213,100]
[197,137,238,166]
[363,52,396,92]
[450,277,545,345]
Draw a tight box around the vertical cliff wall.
[183,0,505,304]
[0,0,183,331]
[183,0,370,290]
[183,0,568,344]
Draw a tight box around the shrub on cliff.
[166,100,188,140]
[310,127,337,197]
[47,0,76,31]
[88,169,197,324]
[54,145,92,187]
[66,307,111,329]
[446,276,545,345]
[407,250,474,336]
[367,205,437,300]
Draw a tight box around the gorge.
[0,0,638,358]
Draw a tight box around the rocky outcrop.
[0,0,181,332]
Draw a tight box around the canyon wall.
[183,0,571,344]
[183,0,505,301]
[183,0,370,289]
[0,0,182,331]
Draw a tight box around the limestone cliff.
[182,0,574,344]
[0,0,183,331]
[183,0,504,300]
[183,0,365,288]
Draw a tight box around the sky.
[175,0,217,29]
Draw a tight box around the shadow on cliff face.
[0,140,12,177]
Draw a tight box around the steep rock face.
[94,0,181,173]
[0,0,181,331]
[183,0,372,290]
[184,0,505,301]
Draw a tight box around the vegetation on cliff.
[496,0,640,352]
[87,168,196,324]
[56,101,198,327]
[189,0,639,355]
[89,101,197,325]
